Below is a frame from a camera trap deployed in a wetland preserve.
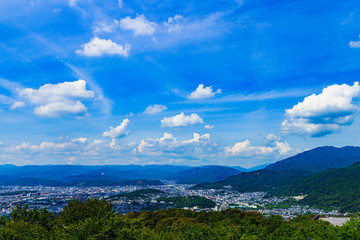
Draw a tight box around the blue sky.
[1,0,360,167]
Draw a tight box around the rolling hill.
[194,146,360,192]
[193,169,310,192]
[0,164,242,186]
[272,161,360,212]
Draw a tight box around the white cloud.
[161,112,204,127]
[349,41,360,48]
[118,0,124,8]
[93,21,118,34]
[18,80,94,118]
[13,140,81,152]
[137,139,153,153]
[158,132,176,143]
[33,101,87,117]
[137,132,216,158]
[164,15,184,33]
[119,15,156,36]
[281,82,360,137]
[76,36,130,57]
[158,12,228,48]
[91,139,103,145]
[265,133,281,142]
[182,133,210,144]
[204,124,214,129]
[18,137,88,152]
[71,137,87,144]
[69,0,77,7]
[103,118,130,138]
[188,84,221,99]
[19,80,93,104]
[10,101,25,110]
[226,136,293,158]
[144,104,167,114]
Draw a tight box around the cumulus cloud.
[119,15,156,36]
[349,41,360,48]
[161,112,204,127]
[103,118,130,138]
[182,133,210,144]
[204,124,214,129]
[188,84,221,99]
[144,104,167,114]
[18,80,94,117]
[226,135,293,157]
[158,132,176,142]
[76,36,130,57]
[10,101,25,110]
[33,101,87,117]
[137,132,176,153]
[281,82,360,137]
[137,132,216,158]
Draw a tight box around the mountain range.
[0,164,242,186]
[194,146,360,212]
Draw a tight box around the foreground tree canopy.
[0,199,359,239]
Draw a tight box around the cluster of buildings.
[0,184,343,218]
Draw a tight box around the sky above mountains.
[1,0,360,167]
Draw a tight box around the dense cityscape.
[0,184,343,219]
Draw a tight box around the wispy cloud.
[179,88,314,104]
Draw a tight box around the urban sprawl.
[0,184,342,219]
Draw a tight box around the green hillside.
[273,162,360,212]
[194,169,310,192]
[1,198,359,239]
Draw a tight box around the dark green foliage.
[272,162,360,212]
[1,198,360,239]
[157,196,216,208]
[10,205,56,230]
[194,169,310,192]
[57,198,114,225]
